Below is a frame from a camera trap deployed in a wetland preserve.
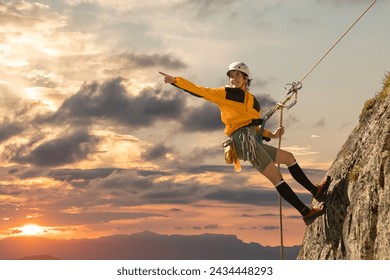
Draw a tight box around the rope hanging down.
[263,0,378,260]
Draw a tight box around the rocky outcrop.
[298,74,390,260]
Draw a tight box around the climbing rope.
[277,108,285,260]
[266,0,378,260]
[299,0,378,84]
[265,0,378,122]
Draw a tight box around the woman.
[159,62,330,225]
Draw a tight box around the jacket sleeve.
[172,77,226,105]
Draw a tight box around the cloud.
[204,224,220,230]
[143,143,174,161]
[182,146,222,165]
[0,118,24,142]
[181,103,223,132]
[0,1,54,30]
[117,52,187,70]
[312,118,325,128]
[241,213,279,218]
[41,211,163,226]
[204,187,280,206]
[9,128,100,167]
[47,78,186,129]
[48,168,121,182]
[257,94,278,110]
[282,145,319,157]
[262,225,279,231]
[2,164,304,210]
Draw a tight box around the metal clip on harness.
[264,81,302,122]
[257,82,302,143]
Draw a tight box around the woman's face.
[228,70,247,90]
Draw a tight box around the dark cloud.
[242,225,279,231]
[41,211,163,226]
[118,53,187,70]
[187,165,234,173]
[204,224,220,230]
[257,93,280,112]
[137,169,170,177]
[87,169,200,206]
[205,187,279,206]
[10,128,100,167]
[94,170,156,192]
[49,168,122,182]
[181,102,223,132]
[143,143,174,161]
[0,118,24,142]
[140,142,222,169]
[46,77,186,128]
[1,163,318,221]
[262,225,279,231]
[284,114,300,128]
[241,213,278,218]
[312,117,325,128]
[4,165,54,180]
[183,146,222,164]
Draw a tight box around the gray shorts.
[231,126,277,172]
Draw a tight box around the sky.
[0,0,388,247]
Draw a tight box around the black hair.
[244,74,252,88]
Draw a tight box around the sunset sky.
[0,0,388,247]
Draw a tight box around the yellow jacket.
[173,77,272,138]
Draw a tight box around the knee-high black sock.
[288,162,317,195]
[276,180,310,216]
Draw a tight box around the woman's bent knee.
[286,151,296,166]
[261,163,283,186]
[276,150,295,166]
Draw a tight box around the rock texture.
[298,74,390,260]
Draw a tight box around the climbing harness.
[261,0,378,260]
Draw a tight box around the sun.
[20,224,44,236]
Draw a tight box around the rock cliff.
[298,73,390,260]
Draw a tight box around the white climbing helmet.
[226,61,250,78]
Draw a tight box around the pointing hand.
[159,72,176,84]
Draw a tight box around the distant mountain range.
[0,231,299,260]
